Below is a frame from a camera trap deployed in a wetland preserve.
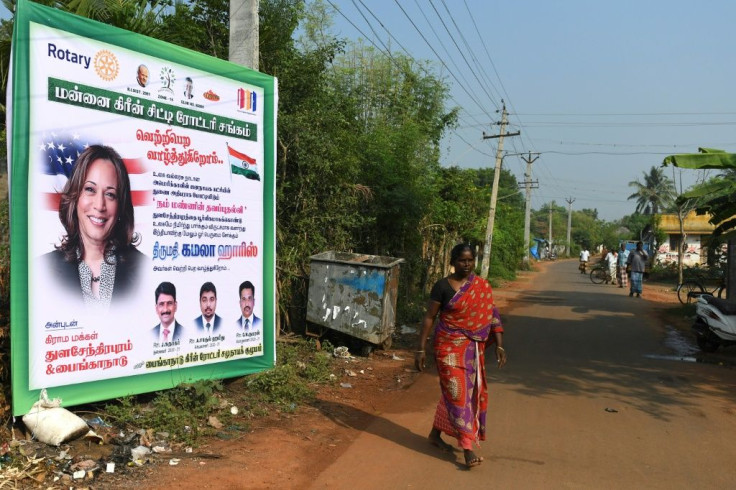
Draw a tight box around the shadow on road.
[310,398,468,468]
[493,262,736,422]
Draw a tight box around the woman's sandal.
[428,434,455,453]
[464,450,484,468]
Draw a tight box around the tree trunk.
[677,209,686,285]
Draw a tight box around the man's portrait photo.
[194,282,222,334]
[151,281,184,343]
[184,76,194,99]
[136,64,149,88]
[236,280,261,331]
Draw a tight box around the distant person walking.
[579,247,590,274]
[617,243,630,289]
[627,241,648,297]
[605,248,617,285]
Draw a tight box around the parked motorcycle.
[692,294,736,352]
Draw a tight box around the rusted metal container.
[307,252,404,350]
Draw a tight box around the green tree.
[68,0,165,36]
[531,201,567,247]
[627,166,675,215]
[331,45,456,258]
[421,166,523,286]
[159,0,229,58]
[619,213,652,241]
[664,148,736,296]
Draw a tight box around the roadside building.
[655,211,724,266]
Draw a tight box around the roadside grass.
[243,338,334,414]
[103,380,225,446]
[99,337,337,446]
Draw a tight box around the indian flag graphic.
[227,144,260,181]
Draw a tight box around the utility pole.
[519,152,539,266]
[565,197,575,257]
[480,101,520,278]
[548,203,553,255]
[229,0,259,69]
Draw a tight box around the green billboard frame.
[9,0,277,415]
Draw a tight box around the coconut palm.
[627,166,675,215]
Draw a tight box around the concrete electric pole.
[548,203,553,255]
[229,0,259,69]
[480,102,520,278]
[519,152,539,266]
[565,197,575,257]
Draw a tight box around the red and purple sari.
[432,274,503,450]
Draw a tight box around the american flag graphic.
[38,134,151,210]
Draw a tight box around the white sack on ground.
[21,389,89,446]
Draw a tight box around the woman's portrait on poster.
[44,144,145,311]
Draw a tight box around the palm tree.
[627,166,675,214]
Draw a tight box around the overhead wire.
[329,1,691,215]
[389,0,496,122]
[351,0,494,161]
[326,0,495,164]
[409,0,482,112]
[342,0,491,133]
[458,0,543,181]
[427,0,499,113]
[440,0,503,106]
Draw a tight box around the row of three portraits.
[152,280,261,345]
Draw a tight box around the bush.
[101,337,338,443]
[104,379,224,446]
[246,337,336,411]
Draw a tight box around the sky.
[321,0,736,221]
[3,1,735,221]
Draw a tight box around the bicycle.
[589,262,612,284]
[677,274,728,304]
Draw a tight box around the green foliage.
[627,166,675,215]
[681,175,736,239]
[275,338,333,383]
[104,380,224,445]
[246,338,335,410]
[488,196,525,280]
[65,0,167,37]
[648,261,679,282]
[158,0,230,59]
[530,201,568,245]
[101,339,335,443]
[618,213,651,240]
[246,364,314,410]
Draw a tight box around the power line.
[390,0,496,121]
[515,121,736,127]
[326,0,488,133]
[543,150,683,156]
[428,0,500,111]
[514,112,736,116]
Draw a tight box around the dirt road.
[123,260,736,489]
[310,260,736,489]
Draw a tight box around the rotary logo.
[94,50,119,81]
[159,66,175,95]
[203,90,220,101]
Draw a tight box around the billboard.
[9,0,277,415]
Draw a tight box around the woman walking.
[415,243,507,468]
